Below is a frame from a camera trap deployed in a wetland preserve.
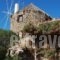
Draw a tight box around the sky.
[0,0,60,30]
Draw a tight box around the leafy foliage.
[23,21,60,34]
[38,21,60,33]
[38,48,56,58]
[0,46,7,60]
[23,23,37,34]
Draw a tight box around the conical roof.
[24,3,48,15]
[25,3,40,10]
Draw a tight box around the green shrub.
[0,46,7,60]
[23,21,60,34]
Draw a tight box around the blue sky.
[0,0,60,30]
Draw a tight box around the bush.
[38,48,56,58]
[23,23,37,34]
[23,21,60,34]
[0,46,7,60]
[0,29,19,60]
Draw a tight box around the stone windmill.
[10,3,52,35]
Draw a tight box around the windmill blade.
[3,11,12,29]
[3,15,9,29]
[2,11,8,14]
[2,11,12,15]
[10,0,14,12]
[1,0,13,29]
[0,16,7,26]
[6,0,8,9]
